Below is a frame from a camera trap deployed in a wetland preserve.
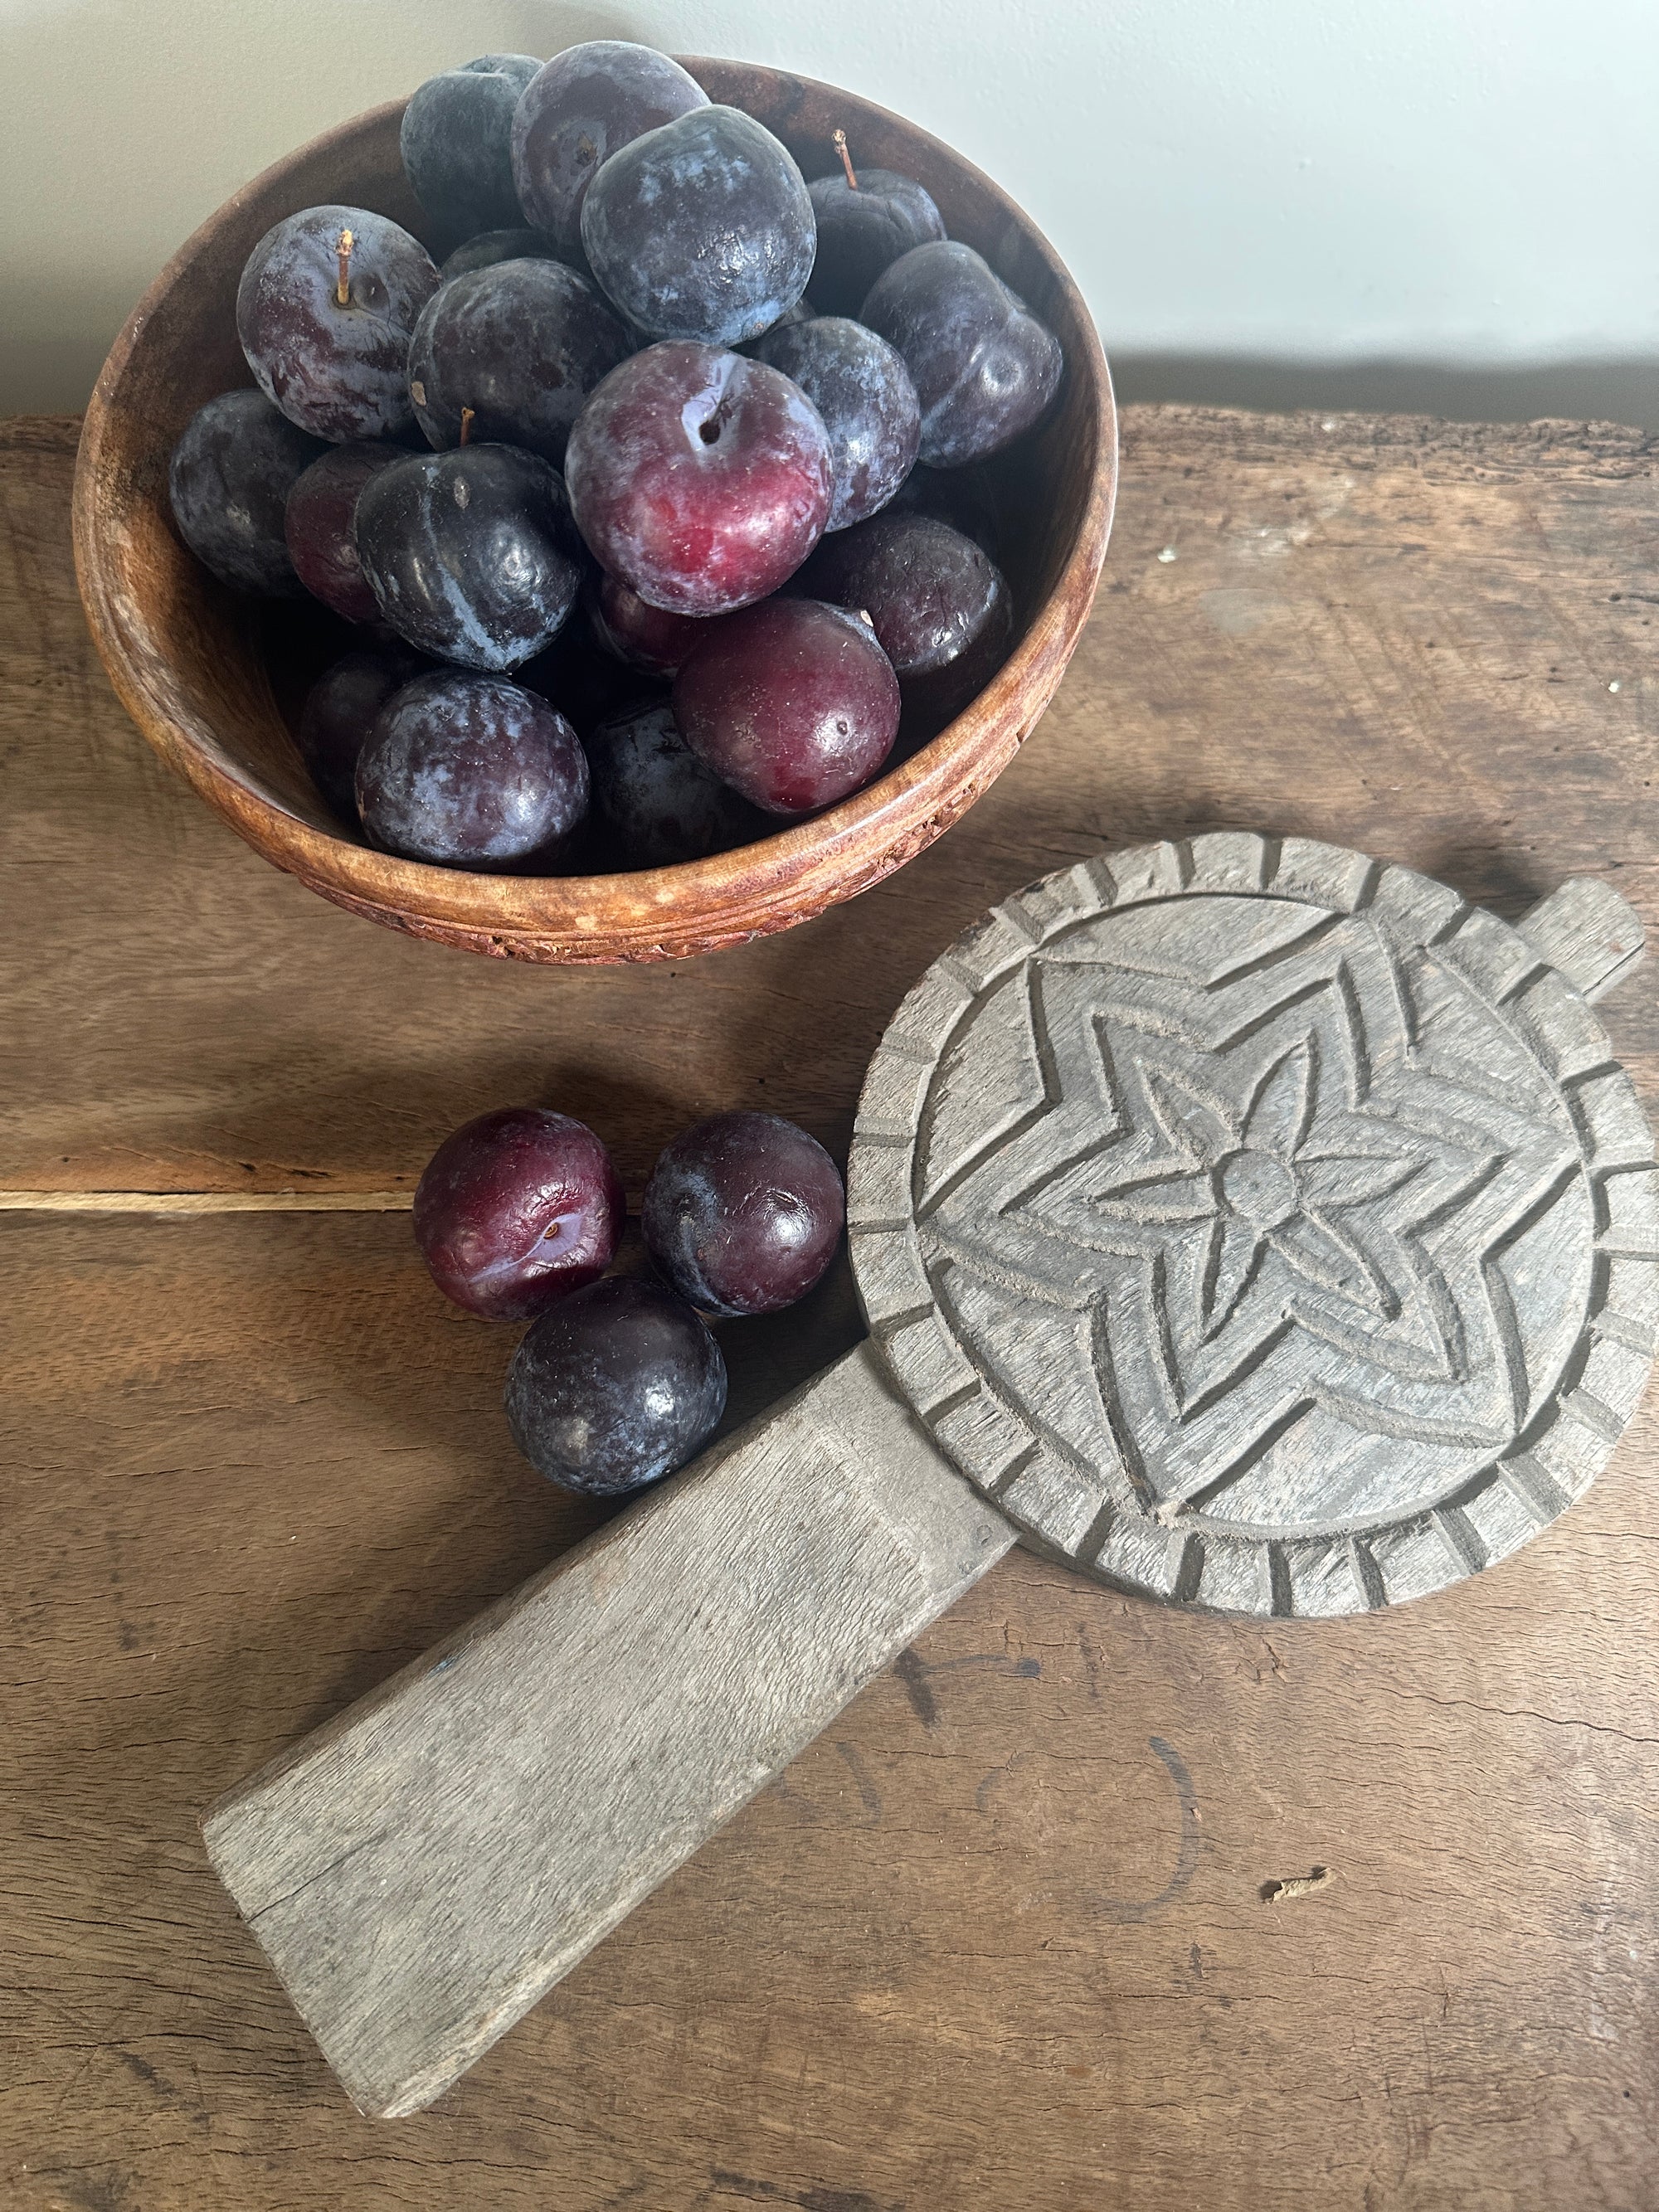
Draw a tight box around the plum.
[413,1106,624,1320]
[565,342,831,616]
[168,388,325,595]
[644,1111,844,1315]
[860,240,1062,468]
[407,257,630,463]
[236,204,438,442]
[355,668,588,868]
[400,54,542,244]
[353,444,581,669]
[504,1275,727,1495]
[581,105,814,347]
[753,315,919,530]
[673,596,900,816]
[512,41,708,256]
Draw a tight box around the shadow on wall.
[0,0,637,416]
[1113,353,1659,433]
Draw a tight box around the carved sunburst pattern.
[849,836,1659,1616]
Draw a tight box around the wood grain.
[3,406,1658,2208]
[71,67,1115,965]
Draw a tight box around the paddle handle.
[203,1339,1013,2117]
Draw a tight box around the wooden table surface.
[2,406,1657,2212]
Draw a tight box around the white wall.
[3,0,1657,417]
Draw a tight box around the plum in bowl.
[73,58,1117,965]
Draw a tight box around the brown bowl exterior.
[73,59,1117,965]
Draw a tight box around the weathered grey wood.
[851,835,1659,1613]
[1517,874,1646,1002]
[202,1341,1014,2119]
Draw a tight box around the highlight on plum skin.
[643,1110,846,1316]
[413,1106,625,1322]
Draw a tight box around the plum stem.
[459,406,475,447]
[334,228,354,307]
[833,129,858,191]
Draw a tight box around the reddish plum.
[753,315,919,530]
[860,240,1062,467]
[284,442,403,620]
[504,1275,727,1495]
[581,106,814,346]
[168,389,325,595]
[356,668,588,868]
[806,158,944,318]
[643,1111,844,1315]
[566,343,831,615]
[413,1105,624,1320]
[512,41,708,257]
[586,572,718,675]
[673,597,899,816]
[588,698,757,866]
[799,511,1014,722]
[297,641,426,821]
[407,258,630,463]
[236,204,439,442]
[400,55,542,244]
[353,445,581,669]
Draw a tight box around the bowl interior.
[79,60,1112,953]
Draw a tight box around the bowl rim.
[73,62,1117,962]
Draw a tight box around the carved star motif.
[919,912,1585,1523]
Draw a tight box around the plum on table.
[799,509,1014,723]
[805,143,945,318]
[643,1110,844,1315]
[236,204,438,442]
[168,389,326,595]
[513,41,708,257]
[400,54,542,245]
[672,596,900,816]
[860,239,1062,468]
[413,1106,624,1320]
[565,342,831,616]
[284,442,404,621]
[355,668,588,868]
[407,258,630,464]
[753,314,919,531]
[504,1275,727,1495]
[587,698,757,867]
[581,105,814,347]
[353,444,581,669]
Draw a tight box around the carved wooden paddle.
[203,833,1658,2116]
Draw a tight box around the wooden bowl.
[74,59,1117,965]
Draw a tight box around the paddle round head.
[849,834,1658,1616]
